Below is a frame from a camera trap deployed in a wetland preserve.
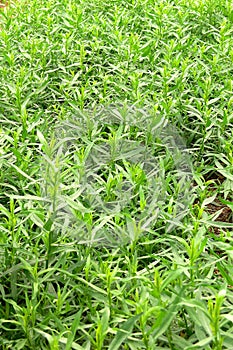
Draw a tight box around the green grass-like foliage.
[1,0,233,349]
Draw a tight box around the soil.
[0,0,10,8]
[203,171,232,235]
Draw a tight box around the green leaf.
[184,336,212,349]
[65,310,83,350]
[37,130,48,147]
[219,198,233,211]
[109,313,142,350]
[150,290,183,340]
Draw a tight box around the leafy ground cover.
[1,0,233,349]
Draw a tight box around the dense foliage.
[1,0,233,349]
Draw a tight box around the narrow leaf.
[109,313,142,350]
